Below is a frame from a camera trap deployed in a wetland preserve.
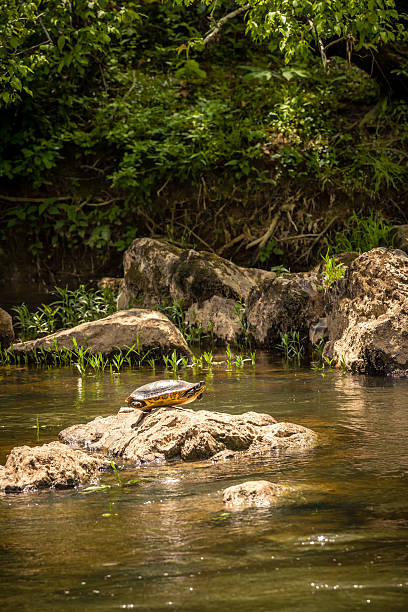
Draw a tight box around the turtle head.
[126,396,147,409]
[183,380,206,400]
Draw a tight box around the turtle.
[125,379,206,411]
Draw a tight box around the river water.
[1,356,408,611]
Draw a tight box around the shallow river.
[1,356,408,611]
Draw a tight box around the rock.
[309,317,329,345]
[0,441,108,493]
[117,237,276,310]
[11,309,192,357]
[59,407,317,464]
[223,480,291,507]
[246,273,326,348]
[324,248,408,375]
[97,277,124,293]
[118,238,183,309]
[0,307,14,347]
[393,224,408,252]
[186,296,244,345]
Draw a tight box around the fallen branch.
[246,212,280,250]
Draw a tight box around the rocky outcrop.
[11,309,192,357]
[0,442,108,493]
[0,307,14,348]
[324,248,408,375]
[59,406,317,464]
[393,224,408,252]
[117,237,275,310]
[223,480,291,507]
[246,273,326,348]
[97,277,124,293]
[186,296,244,345]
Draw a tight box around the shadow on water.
[1,355,408,611]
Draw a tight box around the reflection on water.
[1,357,408,611]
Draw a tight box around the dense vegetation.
[1,1,407,280]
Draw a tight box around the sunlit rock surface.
[246,272,326,348]
[0,441,108,493]
[11,309,192,357]
[59,407,317,464]
[324,248,408,376]
[223,480,292,507]
[117,237,276,311]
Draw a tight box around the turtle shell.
[126,379,205,411]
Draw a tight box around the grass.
[12,284,117,341]
[275,331,305,363]
[328,210,395,255]
[0,340,256,374]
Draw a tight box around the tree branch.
[203,4,250,47]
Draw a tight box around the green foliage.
[275,330,305,362]
[329,210,395,254]
[321,250,346,286]
[1,1,408,262]
[12,285,117,341]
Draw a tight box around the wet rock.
[246,273,326,348]
[324,248,408,375]
[11,309,192,357]
[0,307,14,348]
[117,237,276,310]
[186,296,244,345]
[59,407,317,465]
[0,441,108,493]
[223,480,291,507]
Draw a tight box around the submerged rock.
[223,480,291,507]
[11,309,192,357]
[59,407,317,464]
[0,307,14,348]
[117,237,275,312]
[0,441,108,493]
[324,248,408,376]
[246,273,326,348]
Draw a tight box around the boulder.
[246,273,326,348]
[0,307,14,347]
[0,441,108,493]
[324,248,408,375]
[97,277,124,293]
[186,296,244,345]
[118,238,183,309]
[392,224,408,252]
[59,406,317,464]
[11,309,192,357]
[223,480,291,507]
[117,237,276,310]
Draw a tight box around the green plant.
[321,250,346,287]
[12,285,116,341]
[276,331,305,362]
[328,211,395,254]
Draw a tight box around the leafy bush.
[329,211,395,254]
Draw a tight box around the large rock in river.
[11,309,192,357]
[246,273,326,348]
[0,442,108,493]
[59,407,317,464]
[0,307,14,348]
[324,248,408,375]
[117,237,275,310]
